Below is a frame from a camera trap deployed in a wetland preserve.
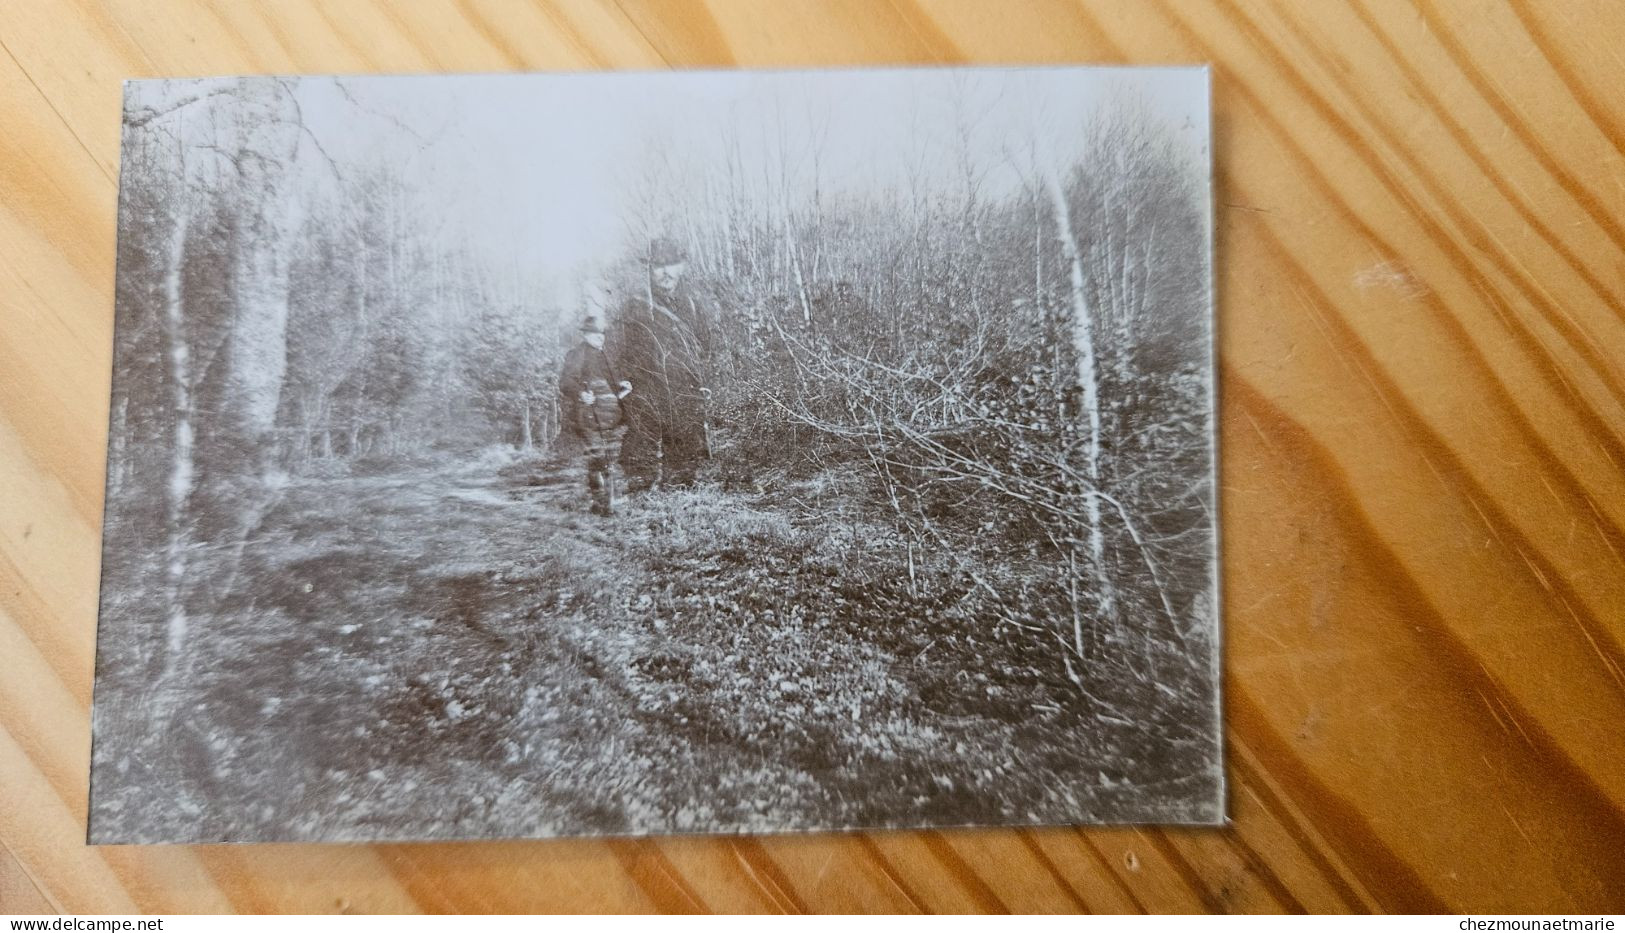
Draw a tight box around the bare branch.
[124,86,235,129]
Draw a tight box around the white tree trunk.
[162,202,194,677]
[107,394,130,497]
[226,237,292,438]
[1042,159,1117,630]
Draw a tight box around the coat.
[607,289,713,415]
[558,341,624,439]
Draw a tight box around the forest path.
[96,453,1132,842]
[355,455,999,835]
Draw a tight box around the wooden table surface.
[4,0,1624,915]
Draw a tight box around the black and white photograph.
[90,66,1220,844]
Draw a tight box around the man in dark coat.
[607,237,712,492]
[558,312,630,516]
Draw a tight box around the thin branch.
[124,86,234,128]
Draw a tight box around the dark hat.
[648,236,688,266]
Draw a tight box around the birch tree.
[119,78,311,680]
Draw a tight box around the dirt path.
[93,455,1145,843]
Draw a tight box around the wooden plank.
[0,842,57,915]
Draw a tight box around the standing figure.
[559,312,631,516]
[608,237,712,492]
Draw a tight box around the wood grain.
[2,0,1623,914]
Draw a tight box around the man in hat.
[608,236,713,492]
[558,312,631,516]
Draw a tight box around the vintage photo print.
[91,66,1220,843]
